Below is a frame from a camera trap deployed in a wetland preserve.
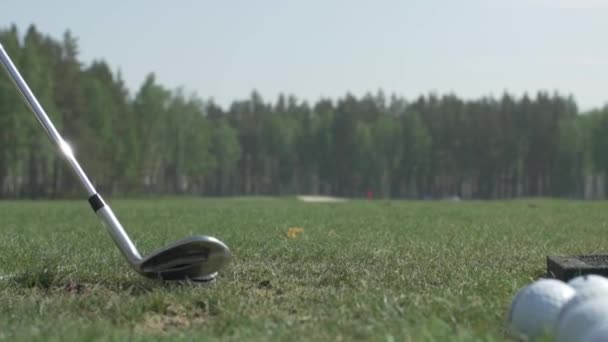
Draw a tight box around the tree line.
[1,25,607,199]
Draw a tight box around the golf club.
[0,43,231,282]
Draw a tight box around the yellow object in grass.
[287,227,304,238]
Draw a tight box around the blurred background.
[0,0,607,199]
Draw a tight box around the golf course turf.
[0,198,605,341]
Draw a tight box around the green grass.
[0,198,606,341]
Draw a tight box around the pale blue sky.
[1,0,607,110]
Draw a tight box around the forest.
[1,24,608,199]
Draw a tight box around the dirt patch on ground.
[56,281,97,295]
[135,303,207,334]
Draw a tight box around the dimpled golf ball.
[555,295,608,342]
[583,322,608,342]
[507,279,576,340]
[568,274,608,292]
[555,279,608,342]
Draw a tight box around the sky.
[1,0,607,110]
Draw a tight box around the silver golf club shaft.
[0,43,142,265]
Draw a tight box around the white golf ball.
[583,322,608,342]
[555,295,608,342]
[507,279,576,339]
[568,274,608,292]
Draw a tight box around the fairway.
[0,198,606,341]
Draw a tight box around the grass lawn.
[0,198,606,341]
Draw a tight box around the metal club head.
[137,236,231,282]
[95,200,232,283]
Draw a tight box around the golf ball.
[555,279,608,342]
[568,274,608,292]
[507,278,576,340]
[555,295,608,342]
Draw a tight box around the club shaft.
[96,205,142,263]
[0,43,96,195]
[0,43,142,265]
